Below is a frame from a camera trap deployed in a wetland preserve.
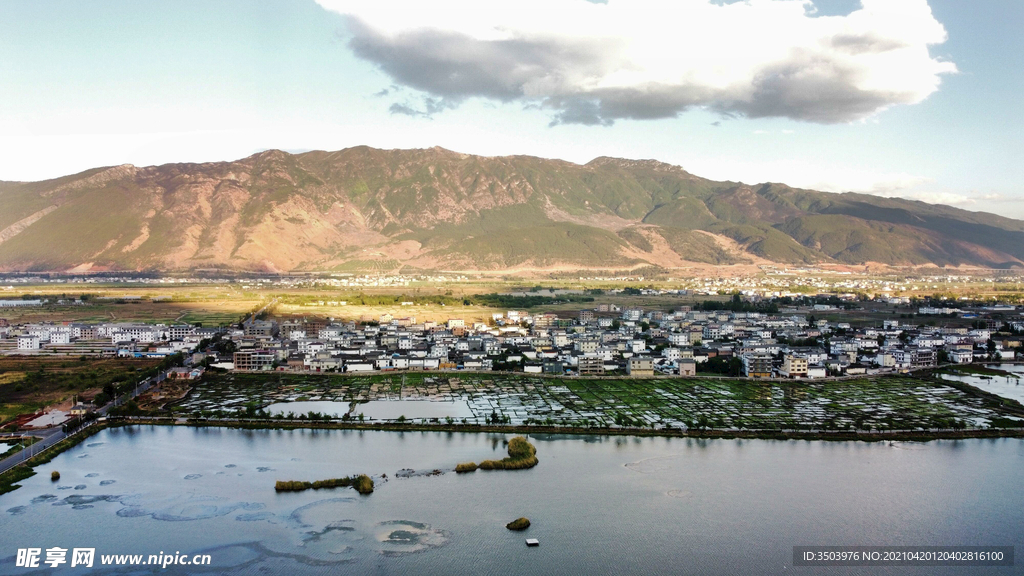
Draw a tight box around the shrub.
[455,462,478,473]
[311,477,352,489]
[506,517,531,531]
[277,475,373,494]
[477,437,538,471]
[274,480,311,491]
[51,471,60,481]
[507,436,535,459]
[353,474,374,494]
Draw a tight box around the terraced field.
[175,372,1023,431]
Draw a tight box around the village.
[2,295,1022,380]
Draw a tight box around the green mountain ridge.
[0,146,1020,272]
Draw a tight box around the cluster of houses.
[221,305,1022,378]
[3,303,1021,378]
[0,320,219,358]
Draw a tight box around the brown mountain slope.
[0,146,1020,272]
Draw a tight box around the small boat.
[525,539,539,547]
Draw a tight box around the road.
[243,298,278,329]
[0,370,167,476]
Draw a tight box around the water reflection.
[939,364,1024,404]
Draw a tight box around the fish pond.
[174,372,1024,431]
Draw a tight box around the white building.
[18,336,41,350]
[0,299,42,307]
[948,349,974,364]
[669,332,691,346]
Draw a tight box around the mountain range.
[0,146,1022,274]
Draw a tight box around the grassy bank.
[107,416,1024,442]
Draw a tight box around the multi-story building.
[578,356,605,375]
[233,350,275,371]
[668,332,691,346]
[679,359,697,377]
[575,337,600,354]
[169,325,194,340]
[244,320,277,338]
[910,347,936,368]
[742,354,774,378]
[627,356,654,377]
[17,336,40,350]
[780,354,809,378]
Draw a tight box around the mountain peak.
[585,156,689,173]
[0,146,1021,273]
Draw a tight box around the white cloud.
[317,0,956,125]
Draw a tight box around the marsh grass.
[275,474,374,494]
[352,474,374,494]
[455,462,478,473]
[478,436,538,470]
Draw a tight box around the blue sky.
[0,0,1021,217]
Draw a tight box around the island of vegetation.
[50,471,59,481]
[274,474,374,494]
[457,436,539,472]
[506,517,531,531]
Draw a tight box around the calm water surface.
[1,427,1021,575]
[939,364,1024,404]
[264,399,476,420]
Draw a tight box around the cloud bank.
[316,0,956,125]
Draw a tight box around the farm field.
[0,357,159,426]
[175,372,1022,432]
[2,277,1011,329]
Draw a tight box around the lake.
[2,426,1021,575]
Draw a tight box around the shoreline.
[101,416,1024,442]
